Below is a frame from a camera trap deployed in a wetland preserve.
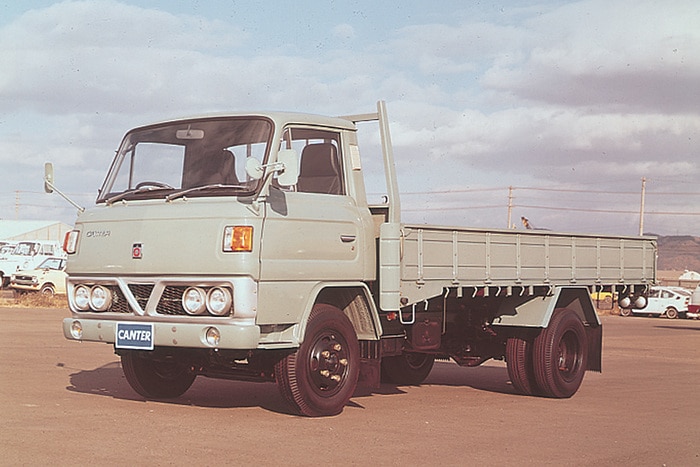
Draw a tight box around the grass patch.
[1,292,68,308]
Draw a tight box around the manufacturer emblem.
[132,243,143,259]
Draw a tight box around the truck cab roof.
[136,110,358,133]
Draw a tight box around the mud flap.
[586,324,602,372]
[358,340,381,389]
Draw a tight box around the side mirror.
[276,149,299,187]
[44,162,54,193]
[245,157,264,180]
[244,149,299,187]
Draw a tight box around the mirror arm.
[44,177,85,213]
[246,165,283,217]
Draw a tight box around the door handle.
[340,235,356,243]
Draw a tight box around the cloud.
[481,0,700,113]
[0,0,698,235]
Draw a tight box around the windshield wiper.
[105,185,172,205]
[165,184,246,202]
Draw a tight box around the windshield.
[38,258,66,270]
[97,117,273,203]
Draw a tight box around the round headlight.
[206,287,232,316]
[182,287,207,315]
[89,285,112,311]
[74,285,90,311]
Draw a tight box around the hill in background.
[655,235,700,272]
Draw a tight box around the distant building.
[679,270,700,281]
[0,220,72,243]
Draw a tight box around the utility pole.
[15,190,20,219]
[507,186,513,229]
[639,177,646,236]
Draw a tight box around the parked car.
[620,286,690,319]
[10,257,67,296]
[591,291,616,309]
[688,285,700,319]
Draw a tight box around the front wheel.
[665,307,679,319]
[533,308,588,398]
[381,352,435,385]
[275,304,360,417]
[120,350,196,399]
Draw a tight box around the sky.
[1,0,699,237]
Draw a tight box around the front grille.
[157,286,189,315]
[70,280,232,316]
[106,286,132,314]
[128,284,154,310]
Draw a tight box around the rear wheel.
[533,308,588,398]
[665,307,679,319]
[619,307,632,317]
[506,336,539,396]
[120,350,196,399]
[381,352,435,385]
[275,304,359,417]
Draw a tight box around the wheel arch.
[297,283,382,343]
[493,286,601,372]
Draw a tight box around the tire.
[275,304,360,417]
[506,336,539,396]
[533,308,588,398]
[381,352,435,385]
[665,307,678,319]
[619,307,632,317]
[120,350,196,399]
[40,284,55,297]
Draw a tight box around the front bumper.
[63,317,261,349]
[10,284,40,292]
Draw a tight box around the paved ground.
[1,307,699,466]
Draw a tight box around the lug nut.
[333,343,342,351]
[330,375,341,382]
[339,358,348,366]
[321,350,330,358]
[319,370,330,377]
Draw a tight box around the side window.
[280,127,343,195]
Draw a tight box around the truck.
[51,101,657,416]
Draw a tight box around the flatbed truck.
[51,101,656,416]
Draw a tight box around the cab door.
[260,127,365,281]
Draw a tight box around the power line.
[515,204,700,216]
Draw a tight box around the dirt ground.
[1,307,699,466]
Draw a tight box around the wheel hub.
[308,332,349,394]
